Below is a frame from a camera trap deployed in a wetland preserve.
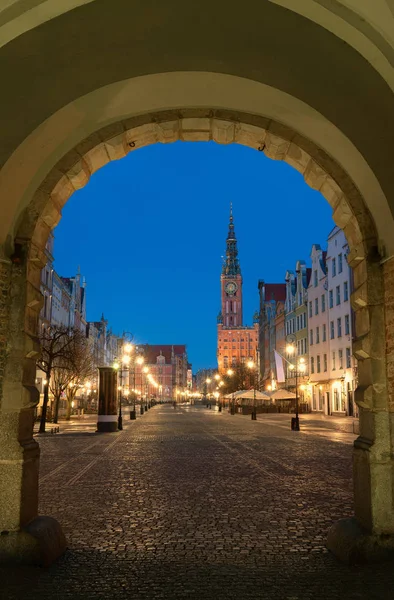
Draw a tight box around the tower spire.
[222,203,241,276]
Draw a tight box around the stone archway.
[1,107,393,565]
[0,0,394,567]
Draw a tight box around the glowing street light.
[247,360,257,421]
[227,369,236,414]
[287,345,306,431]
[205,378,212,408]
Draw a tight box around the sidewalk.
[254,412,360,435]
[33,409,140,435]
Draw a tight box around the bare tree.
[64,334,96,420]
[37,326,78,433]
[51,362,74,424]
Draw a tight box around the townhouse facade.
[261,227,358,417]
[133,344,189,401]
[258,281,286,389]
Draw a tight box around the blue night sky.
[53,141,334,371]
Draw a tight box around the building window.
[338,253,343,274]
[345,314,350,335]
[339,349,343,369]
[322,324,327,342]
[321,294,326,313]
[315,298,319,315]
[297,316,300,331]
[332,258,336,277]
[310,329,313,345]
[332,351,336,370]
[336,285,341,305]
[324,354,328,372]
[344,281,349,302]
[329,290,333,308]
[337,317,342,338]
[346,347,351,368]
[317,355,321,373]
[309,301,312,318]
[316,326,320,344]
[310,356,314,374]
[330,321,335,339]
[314,270,318,287]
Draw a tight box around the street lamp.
[247,360,257,420]
[112,360,122,430]
[226,368,235,414]
[114,340,134,431]
[205,378,212,408]
[287,344,306,431]
[131,355,144,419]
[143,366,149,411]
[217,380,224,412]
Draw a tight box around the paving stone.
[1,405,393,599]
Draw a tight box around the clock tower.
[217,204,258,375]
[221,204,243,327]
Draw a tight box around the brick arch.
[18,109,377,255]
[3,108,393,565]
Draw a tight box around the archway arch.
[2,105,392,566]
[0,0,394,566]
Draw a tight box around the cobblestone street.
[2,405,394,599]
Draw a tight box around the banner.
[274,350,285,383]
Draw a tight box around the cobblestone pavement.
[2,405,394,599]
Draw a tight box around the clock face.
[225,282,238,295]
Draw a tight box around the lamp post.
[112,359,122,430]
[226,368,235,414]
[218,380,224,411]
[214,374,221,411]
[286,343,306,431]
[143,366,149,411]
[131,355,144,419]
[247,360,257,420]
[205,378,212,408]
[113,340,133,431]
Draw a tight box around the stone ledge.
[327,517,394,564]
[0,516,66,566]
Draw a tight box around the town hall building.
[217,206,259,374]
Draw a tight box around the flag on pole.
[274,350,285,383]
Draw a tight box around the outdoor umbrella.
[266,389,296,400]
[236,389,271,401]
